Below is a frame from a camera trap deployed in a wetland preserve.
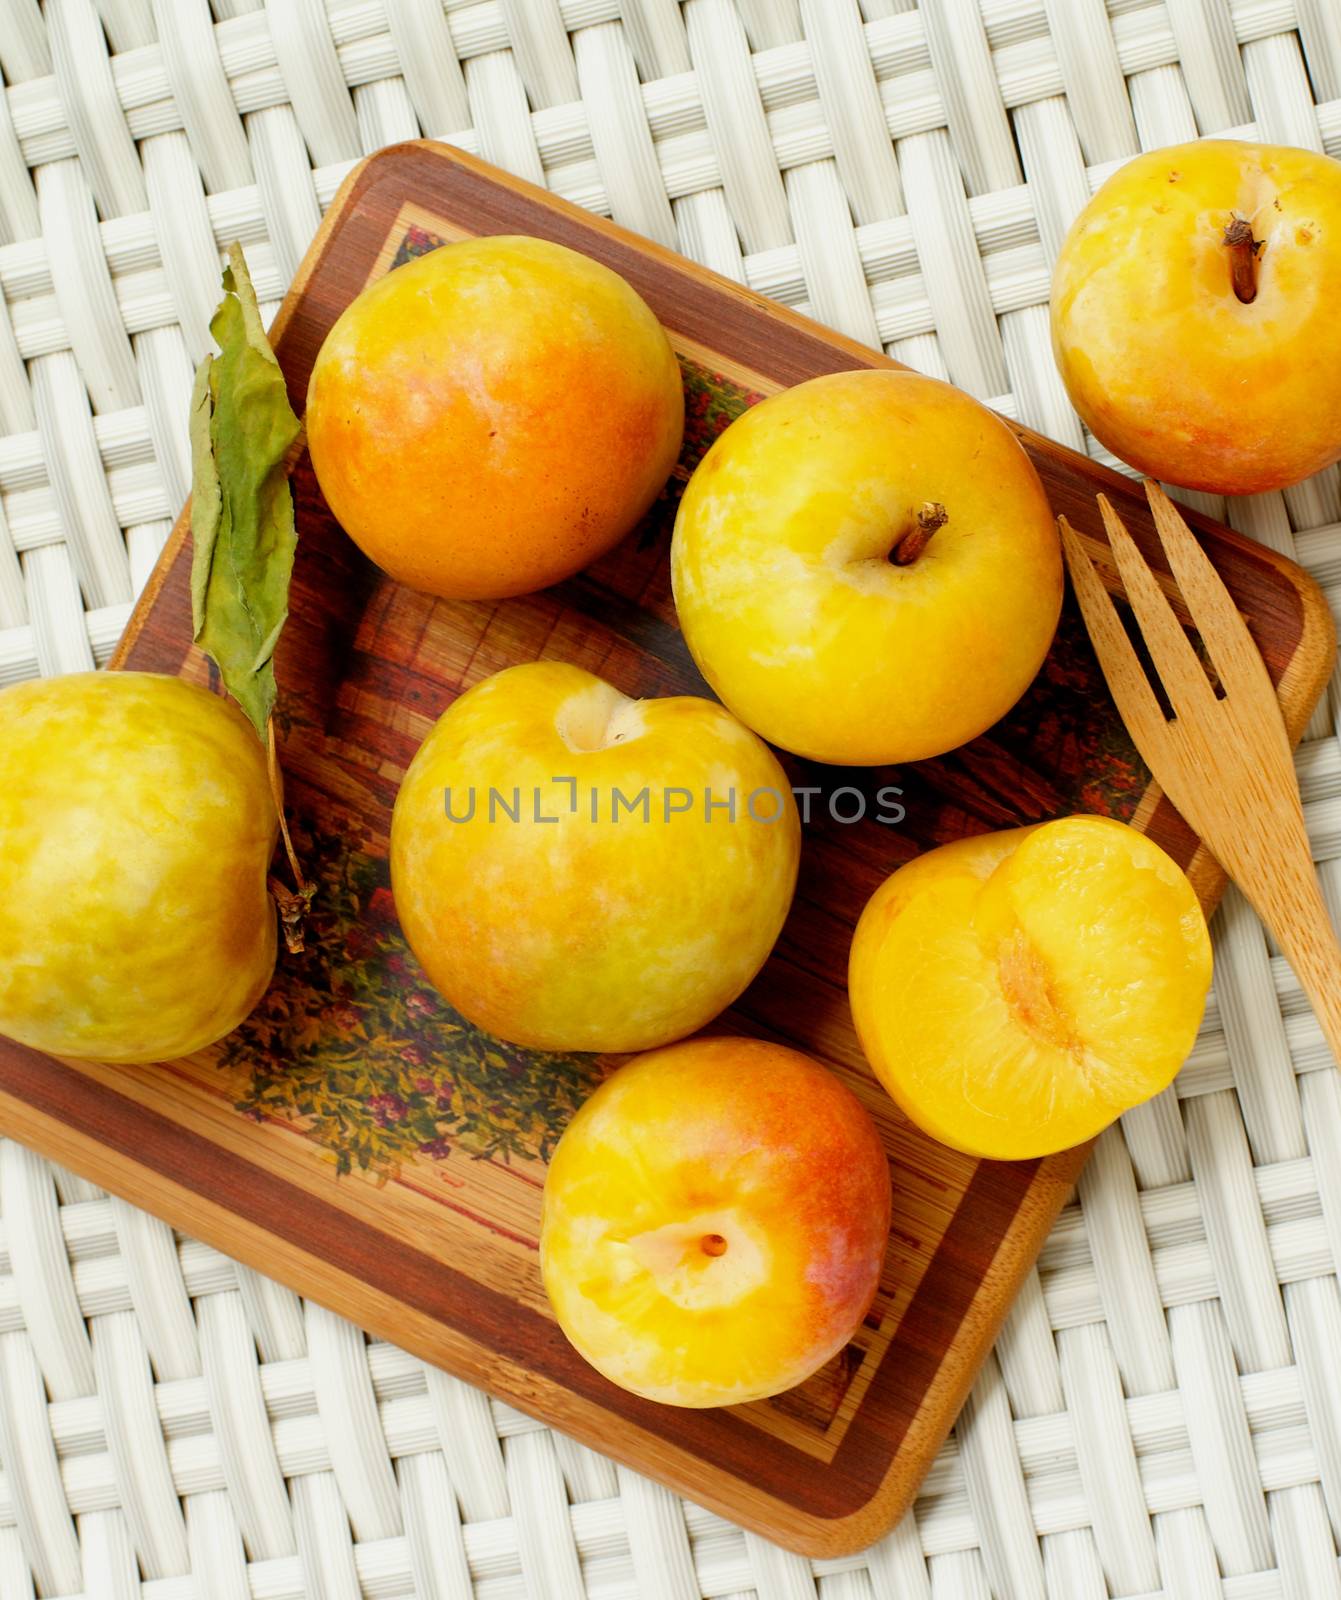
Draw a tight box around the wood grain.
[0,142,1334,1558]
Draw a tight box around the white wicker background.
[1,1,1340,1597]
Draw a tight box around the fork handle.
[1251,848,1341,1068]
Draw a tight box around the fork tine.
[1058,516,1169,742]
[1143,481,1282,708]
[1097,494,1219,720]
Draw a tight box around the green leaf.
[190,242,302,738]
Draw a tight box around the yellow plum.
[0,673,278,1063]
[849,816,1212,1160]
[306,234,685,600]
[540,1037,891,1406]
[390,662,800,1053]
[671,369,1061,765]
[1052,140,1341,494]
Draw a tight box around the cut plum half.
[849,816,1212,1160]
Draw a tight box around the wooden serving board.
[1,142,1334,1558]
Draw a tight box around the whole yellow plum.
[0,673,278,1063]
[1051,140,1341,494]
[306,234,685,600]
[671,369,1061,766]
[389,662,800,1053]
[849,816,1211,1160]
[540,1037,891,1406]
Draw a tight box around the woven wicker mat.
[2,3,1341,1597]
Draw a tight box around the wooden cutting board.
[0,142,1333,1558]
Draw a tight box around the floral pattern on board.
[216,816,605,1178]
[230,218,1157,1183]
[218,223,770,1185]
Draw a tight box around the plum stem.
[891,501,948,567]
[700,1233,728,1257]
[1224,217,1261,304]
[267,716,313,954]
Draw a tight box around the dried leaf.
[190,242,302,738]
[188,355,220,604]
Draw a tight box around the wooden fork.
[1060,481,1341,1064]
